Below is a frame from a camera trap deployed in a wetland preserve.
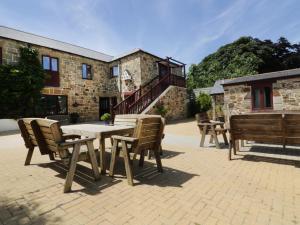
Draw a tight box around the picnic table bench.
[229,113,300,160]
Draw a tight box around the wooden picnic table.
[197,120,228,149]
[62,123,135,174]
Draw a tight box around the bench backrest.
[284,114,300,145]
[114,114,162,127]
[195,113,210,123]
[133,117,165,153]
[18,118,38,149]
[230,114,284,144]
[31,119,67,158]
[18,118,52,155]
[114,114,139,126]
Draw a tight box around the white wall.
[0,119,18,132]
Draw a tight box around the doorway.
[99,97,118,119]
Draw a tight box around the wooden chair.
[31,118,100,193]
[18,118,55,165]
[113,114,165,156]
[196,113,228,149]
[109,117,164,185]
[18,118,82,166]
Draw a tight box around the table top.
[61,124,135,138]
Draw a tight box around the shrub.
[155,101,168,117]
[0,46,45,118]
[100,113,111,121]
[196,93,212,113]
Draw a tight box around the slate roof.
[223,68,300,86]
[0,26,114,62]
[210,79,231,95]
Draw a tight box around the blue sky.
[1,0,300,66]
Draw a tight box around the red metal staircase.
[113,57,186,115]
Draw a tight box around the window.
[110,65,119,77]
[42,56,58,72]
[39,95,68,115]
[42,55,59,87]
[82,64,92,80]
[252,83,273,110]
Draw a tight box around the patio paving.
[0,119,299,225]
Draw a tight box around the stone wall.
[140,52,159,85]
[0,38,119,121]
[223,77,300,117]
[223,84,252,115]
[273,77,300,111]
[143,86,188,121]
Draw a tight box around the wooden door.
[99,97,110,118]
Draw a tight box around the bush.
[100,113,111,121]
[155,101,168,117]
[196,93,212,112]
[0,46,45,118]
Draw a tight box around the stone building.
[0,26,187,121]
[222,68,300,116]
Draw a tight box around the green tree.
[187,36,300,89]
[0,46,45,118]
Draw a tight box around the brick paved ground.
[0,119,299,225]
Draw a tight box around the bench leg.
[209,135,214,144]
[25,147,34,166]
[122,141,134,186]
[64,143,80,193]
[234,140,238,155]
[241,140,245,147]
[109,139,118,177]
[99,138,106,175]
[223,132,229,145]
[49,152,55,161]
[154,150,163,173]
[139,150,145,167]
[86,141,100,181]
[229,141,232,160]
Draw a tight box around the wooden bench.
[229,113,300,160]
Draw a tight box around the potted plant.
[100,113,112,125]
[69,112,80,124]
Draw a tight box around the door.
[99,97,110,119]
[99,97,118,119]
[158,63,170,87]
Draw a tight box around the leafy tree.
[196,93,212,113]
[0,46,45,118]
[187,36,300,89]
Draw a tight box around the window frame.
[40,94,68,116]
[82,63,93,80]
[42,55,59,73]
[110,65,119,78]
[42,55,60,87]
[251,82,273,111]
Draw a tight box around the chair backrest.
[195,113,210,123]
[230,114,284,144]
[31,118,65,156]
[114,114,139,126]
[133,117,165,153]
[283,114,300,145]
[18,118,38,149]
